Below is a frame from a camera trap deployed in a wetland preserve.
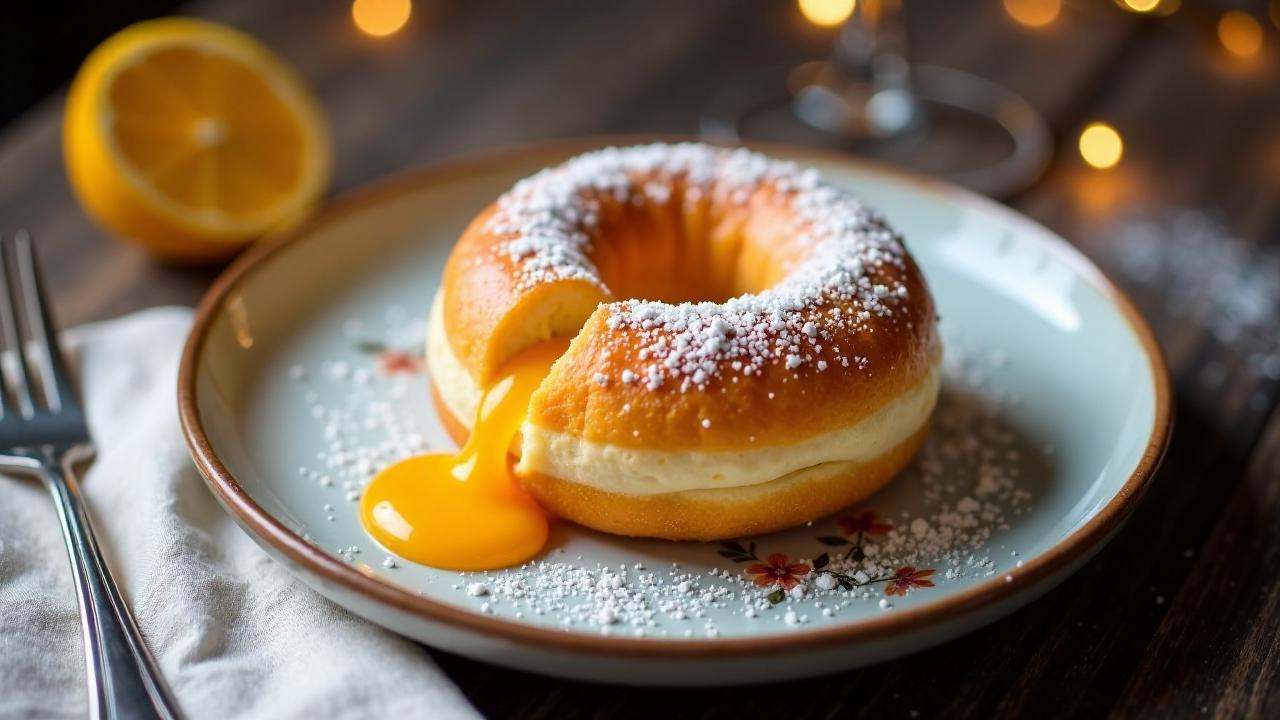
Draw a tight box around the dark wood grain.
[1,0,1278,717]
[1114,401,1280,716]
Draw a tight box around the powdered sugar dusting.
[486,143,917,391]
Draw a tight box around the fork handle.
[43,453,184,720]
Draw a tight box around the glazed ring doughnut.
[427,143,941,540]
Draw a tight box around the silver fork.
[0,231,183,720]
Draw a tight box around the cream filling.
[428,291,941,496]
[427,290,483,427]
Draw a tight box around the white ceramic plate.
[179,139,1171,685]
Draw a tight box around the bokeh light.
[1116,0,1179,16]
[1218,11,1263,58]
[352,0,412,38]
[1079,122,1123,169]
[1119,0,1160,12]
[1003,0,1061,29]
[798,0,856,28]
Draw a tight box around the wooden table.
[3,0,1278,716]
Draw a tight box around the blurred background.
[4,0,1276,357]
[1,0,1278,715]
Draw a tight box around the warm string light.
[352,0,411,38]
[1079,122,1123,170]
[798,0,856,28]
[1116,0,1180,16]
[1003,0,1061,28]
[1218,10,1263,58]
[1118,0,1160,12]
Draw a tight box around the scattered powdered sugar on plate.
[284,303,1045,638]
[288,307,429,521]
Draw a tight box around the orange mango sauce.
[360,339,569,571]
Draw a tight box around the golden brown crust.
[527,258,937,451]
[442,204,610,385]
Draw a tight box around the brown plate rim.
[178,135,1173,658]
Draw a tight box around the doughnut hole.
[588,183,810,305]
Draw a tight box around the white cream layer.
[427,291,940,496]
[427,291,483,426]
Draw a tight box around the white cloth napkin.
[0,308,479,720]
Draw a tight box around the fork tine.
[13,230,77,415]
[0,233,38,417]
[0,233,10,419]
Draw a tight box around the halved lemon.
[64,18,331,263]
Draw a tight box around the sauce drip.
[359,339,569,570]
